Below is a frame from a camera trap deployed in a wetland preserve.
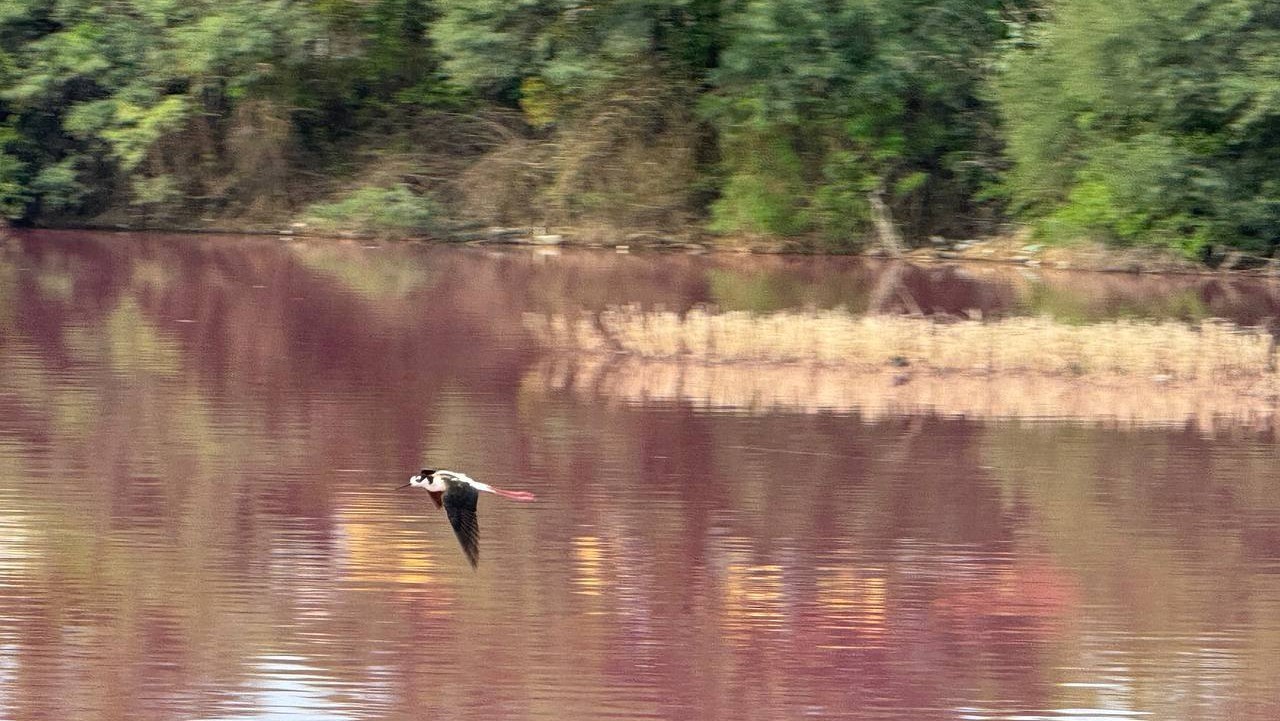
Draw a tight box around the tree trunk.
[868,184,903,257]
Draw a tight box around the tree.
[705,0,1017,247]
[995,0,1280,255]
[433,0,722,229]
[0,1,323,220]
[0,0,457,223]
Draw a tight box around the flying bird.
[398,469,537,568]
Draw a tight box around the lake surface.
[2,230,1280,720]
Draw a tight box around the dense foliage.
[995,0,1280,255]
[2,0,1278,255]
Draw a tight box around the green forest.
[2,0,1280,255]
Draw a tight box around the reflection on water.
[526,355,1280,430]
[1,231,1280,720]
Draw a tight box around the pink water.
[1,231,1278,720]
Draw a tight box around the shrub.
[303,184,439,238]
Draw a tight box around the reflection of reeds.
[528,356,1280,427]
[525,309,1280,427]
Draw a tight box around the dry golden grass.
[524,309,1280,427]
[526,308,1278,379]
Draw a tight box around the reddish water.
[2,231,1280,720]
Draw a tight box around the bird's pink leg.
[491,487,538,502]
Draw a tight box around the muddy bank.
[21,221,1280,276]
[897,234,1279,276]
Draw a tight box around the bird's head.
[398,469,437,490]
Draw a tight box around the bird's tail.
[492,488,538,502]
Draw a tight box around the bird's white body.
[408,470,494,495]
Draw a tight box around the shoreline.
[13,222,1280,278]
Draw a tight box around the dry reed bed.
[525,308,1279,379]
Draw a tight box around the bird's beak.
[396,482,413,490]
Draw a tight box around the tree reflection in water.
[0,231,1277,720]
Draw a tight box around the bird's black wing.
[442,479,480,568]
